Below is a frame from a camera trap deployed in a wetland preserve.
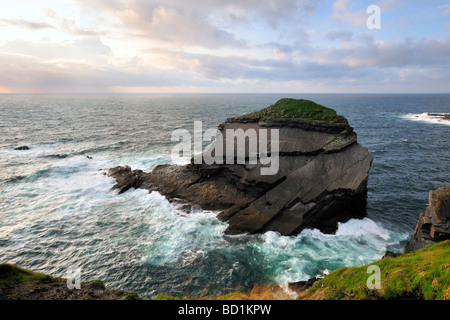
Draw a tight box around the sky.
[0,0,449,93]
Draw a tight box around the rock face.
[403,186,450,254]
[0,263,140,300]
[108,98,374,236]
[288,277,319,295]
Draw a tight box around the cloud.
[71,0,242,48]
[324,30,353,42]
[42,7,106,37]
[0,38,112,61]
[71,0,322,48]
[0,19,55,30]
[0,52,204,93]
[332,0,366,27]
[2,33,449,93]
[439,4,450,15]
[317,37,450,68]
[0,0,448,93]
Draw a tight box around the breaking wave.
[401,112,450,126]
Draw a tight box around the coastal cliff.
[108,98,373,235]
[403,186,450,254]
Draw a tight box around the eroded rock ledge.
[403,186,450,254]
[108,98,374,236]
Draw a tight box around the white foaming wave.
[9,150,224,268]
[1,143,59,160]
[138,192,227,266]
[335,217,391,240]
[170,156,192,166]
[402,112,450,126]
[258,218,399,289]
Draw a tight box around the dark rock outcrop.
[0,263,140,300]
[108,99,373,236]
[14,145,30,150]
[427,113,450,121]
[381,251,401,259]
[288,277,319,294]
[403,186,450,254]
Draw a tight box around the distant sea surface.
[0,93,449,298]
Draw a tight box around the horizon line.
[1,92,450,95]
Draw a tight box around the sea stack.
[108,98,374,236]
[403,186,450,254]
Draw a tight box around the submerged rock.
[108,98,373,236]
[403,186,450,254]
[14,145,30,150]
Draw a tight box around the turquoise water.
[0,94,449,298]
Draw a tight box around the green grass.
[230,98,352,132]
[124,291,142,300]
[303,240,450,300]
[90,279,106,290]
[0,263,60,286]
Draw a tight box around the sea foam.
[402,112,450,126]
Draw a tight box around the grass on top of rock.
[299,240,450,300]
[230,98,352,131]
[0,263,60,286]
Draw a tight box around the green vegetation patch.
[90,279,106,290]
[124,291,142,300]
[305,240,450,300]
[0,263,60,286]
[230,98,352,131]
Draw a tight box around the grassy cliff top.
[300,240,450,300]
[229,98,352,132]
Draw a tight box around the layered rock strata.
[403,186,450,254]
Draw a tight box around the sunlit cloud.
[0,0,448,93]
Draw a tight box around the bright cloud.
[0,0,448,93]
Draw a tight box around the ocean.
[0,93,449,298]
